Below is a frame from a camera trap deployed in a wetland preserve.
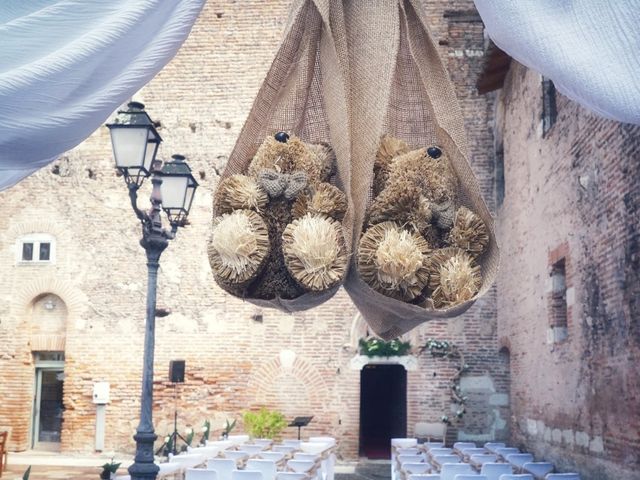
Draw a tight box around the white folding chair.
[247,459,278,480]
[283,439,303,448]
[483,443,506,454]
[432,456,461,471]
[188,446,222,458]
[453,442,476,453]
[409,476,441,480]
[228,435,250,445]
[505,454,534,472]
[276,473,308,480]
[308,437,335,446]
[294,453,318,462]
[208,440,235,449]
[207,458,237,480]
[232,471,264,480]
[454,475,488,480]
[300,443,328,455]
[170,453,207,468]
[545,475,581,480]
[186,469,218,480]
[497,475,533,480]
[429,448,454,457]
[398,454,426,465]
[461,448,486,459]
[480,463,513,480]
[287,460,315,474]
[223,450,250,462]
[522,463,553,479]
[402,462,432,476]
[440,464,473,480]
[470,454,498,467]
[254,439,274,448]
[495,448,520,461]
[423,443,445,451]
[392,438,419,448]
[273,446,297,455]
[243,445,267,456]
[258,452,285,463]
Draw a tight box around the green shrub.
[243,408,288,439]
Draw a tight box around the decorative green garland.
[420,338,469,425]
[359,337,412,357]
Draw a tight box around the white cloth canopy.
[474,0,640,125]
[0,0,205,191]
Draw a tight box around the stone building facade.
[0,0,508,460]
[490,61,640,479]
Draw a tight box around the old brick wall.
[0,0,506,458]
[495,62,640,479]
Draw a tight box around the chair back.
[470,454,498,465]
[392,438,418,448]
[228,435,250,445]
[208,440,234,449]
[246,459,277,480]
[398,454,425,465]
[497,475,533,480]
[452,442,476,452]
[308,437,335,447]
[231,471,264,480]
[258,452,285,463]
[186,468,218,480]
[454,476,488,480]
[505,454,534,468]
[188,446,221,458]
[423,442,445,450]
[398,448,421,456]
[460,448,486,458]
[283,439,303,448]
[439,463,473,480]
[223,450,250,461]
[287,460,315,473]
[207,458,236,480]
[276,473,307,480]
[243,445,266,456]
[428,448,453,457]
[402,462,431,475]
[273,446,296,454]
[254,439,274,448]
[432,455,460,467]
[408,476,441,480]
[483,443,505,454]
[494,448,519,460]
[293,453,318,462]
[522,462,553,478]
[480,463,512,480]
[170,453,206,468]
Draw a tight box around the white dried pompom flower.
[429,249,481,308]
[208,210,269,286]
[283,213,348,291]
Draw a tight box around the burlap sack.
[343,0,499,339]
[211,0,352,313]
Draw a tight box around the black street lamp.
[107,102,198,480]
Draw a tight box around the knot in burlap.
[258,168,308,200]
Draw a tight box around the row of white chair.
[185,468,311,480]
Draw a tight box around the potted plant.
[100,458,121,480]
[243,408,287,439]
[221,418,236,440]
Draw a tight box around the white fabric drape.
[475,0,640,125]
[0,0,205,191]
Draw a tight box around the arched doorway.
[359,364,407,459]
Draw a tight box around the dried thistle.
[215,174,268,214]
[447,206,489,256]
[427,249,481,308]
[374,135,410,195]
[308,142,336,182]
[292,183,347,221]
[283,214,348,291]
[358,222,431,301]
[368,182,432,233]
[208,210,269,285]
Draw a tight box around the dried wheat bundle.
[215,175,268,214]
[292,183,347,221]
[208,210,270,286]
[358,221,431,301]
[447,206,489,256]
[430,249,481,309]
[282,214,348,291]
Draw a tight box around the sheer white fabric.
[0,0,205,191]
[475,0,640,125]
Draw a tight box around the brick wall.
[495,62,640,480]
[0,0,506,458]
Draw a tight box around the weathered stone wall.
[0,0,506,458]
[495,62,640,480]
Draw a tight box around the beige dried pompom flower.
[282,214,348,291]
[358,222,430,301]
[215,174,268,214]
[292,183,347,221]
[208,210,269,285]
[427,248,481,309]
[447,206,489,256]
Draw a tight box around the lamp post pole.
[107,103,198,480]
[128,172,169,480]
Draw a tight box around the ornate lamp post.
[107,102,198,480]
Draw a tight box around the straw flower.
[447,206,489,256]
[292,183,347,221]
[208,210,270,285]
[374,135,410,194]
[368,182,432,233]
[427,248,481,308]
[282,214,348,291]
[358,222,431,301]
[215,174,268,214]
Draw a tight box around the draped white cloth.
[475,0,640,125]
[0,0,205,191]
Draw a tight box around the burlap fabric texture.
[342,0,499,339]
[210,0,353,312]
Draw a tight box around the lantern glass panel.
[110,128,149,169]
[160,175,188,212]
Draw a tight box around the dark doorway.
[360,364,407,459]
